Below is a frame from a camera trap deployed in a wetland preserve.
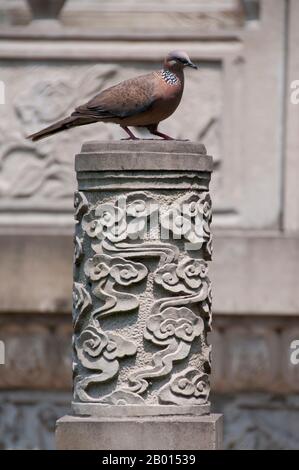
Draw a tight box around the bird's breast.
[117,71,184,127]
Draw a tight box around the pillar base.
[71,402,210,417]
[56,413,223,450]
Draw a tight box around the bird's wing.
[72,73,159,120]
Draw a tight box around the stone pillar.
[56,140,222,450]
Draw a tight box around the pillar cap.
[75,140,213,172]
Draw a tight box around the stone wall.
[1,313,299,449]
[0,0,298,449]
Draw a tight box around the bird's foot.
[121,137,140,140]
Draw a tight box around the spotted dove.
[27,51,197,142]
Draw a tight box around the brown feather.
[72,73,158,120]
[27,116,96,142]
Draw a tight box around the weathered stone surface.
[26,0,66,22]
[212,394,299,450]
[71,140,213,418]
[224,327,279,391]
[0,320,72,390]
[212,232,299,315]
[281,328,299,392]
[56,414,223,450]
[0,391,71,450]
[76,140,211,172]
[2,232,299,316]
[0,233,72,313]
[0,313,298,394]
[51,324,73,389]
[0,324,53,389]
[1,0,250,31]
[285,0,299,231]
[211,315,299,394]
[2,390,299,450]
[71,403,210,418]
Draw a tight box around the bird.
[27,50,198,142]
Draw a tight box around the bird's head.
[164,50,198,71]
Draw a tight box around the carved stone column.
[56,140,222,450]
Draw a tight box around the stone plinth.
[56,140,221,449]
[56,414,223,450]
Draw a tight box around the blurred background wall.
[0,0,299,449]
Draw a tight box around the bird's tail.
[27,116,79,142]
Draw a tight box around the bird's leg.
[121,126,139,140]
[147,125,190,141]
[151,130,174,140]
[147,125,174,140]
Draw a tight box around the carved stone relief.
[1,0,258,30]
[72,186,212,413]
[0,62,221,222]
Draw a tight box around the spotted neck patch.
[159,69,180,86]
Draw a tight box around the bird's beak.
[187,61,198,69]
[187,60,198,70]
